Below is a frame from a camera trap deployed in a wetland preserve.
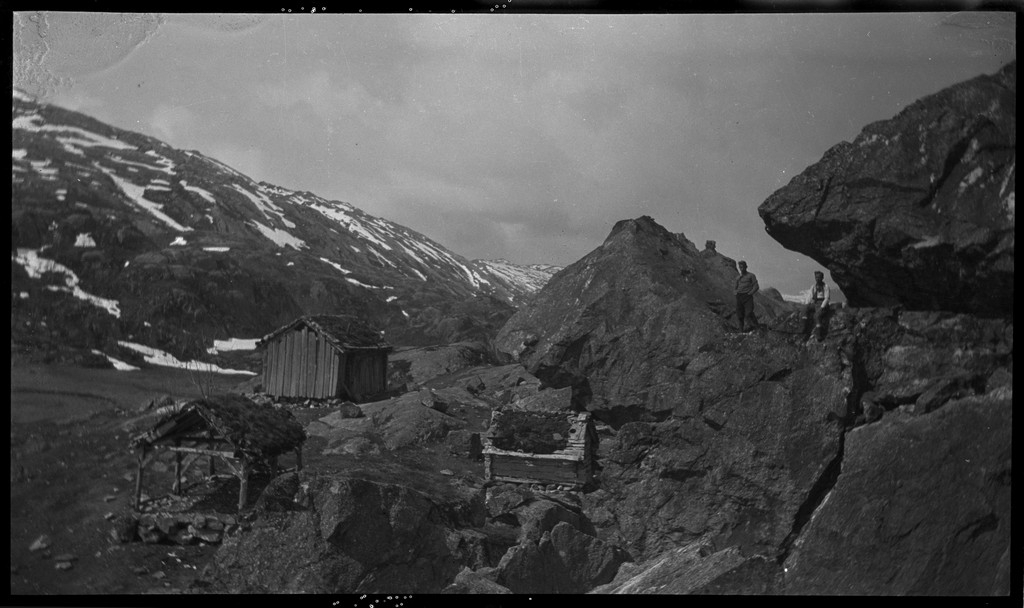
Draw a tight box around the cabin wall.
[342,351,387,401]
[262,328,387,401]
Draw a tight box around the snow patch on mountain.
[230,183,293,227]
[13,112,137,152]
[319,257,352,274]
[205,337,259,355]
[92,349,140,371]
[118,341,256,375]
[97,165,193,232]
[13,248,121,318]
[181,180,217,204]
[250,220,306,250]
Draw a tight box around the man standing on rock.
[804,270,831,341]
[734,261,759,332]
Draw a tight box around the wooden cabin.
[482,410,597,489]
[129,395,306,510]
[258,315,392,403]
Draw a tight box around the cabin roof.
[129,394,306,460]
[258,315,392,352]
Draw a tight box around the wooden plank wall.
[263,328,388,400]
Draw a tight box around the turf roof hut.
[129,395,306,510]
[258,315,392,403]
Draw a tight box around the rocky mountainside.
[486,64,1012,594]
[11,91,559,365]
[493,216,795,427]
[759,61,1015,317]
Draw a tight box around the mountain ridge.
[11,93,559,366]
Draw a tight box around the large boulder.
[494,522,631,593]
[758,62,1015,317]
[582,307,1012,593]
[211,474,487,593]
[782,387,1012,595]
[586,321,851,563]
[494,216,791,427]
[590,543,782,594]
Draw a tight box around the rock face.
[782,388,1012,595]
[758,62,1015,317]
[586,317,851,563]
[211,474,487,593]
[493,216,791,427]
[583,306,1012,594]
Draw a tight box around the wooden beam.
[134,448,147,509]
[172,440,182,495]
[238,460,250,511]
[291,331,301,397]
[164,445,237,459]
[307,333,317,397]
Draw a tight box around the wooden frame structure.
[129,395,306,511]
[483,411,597,489]
[258,315,392,402]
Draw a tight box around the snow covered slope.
[11,89,559,367]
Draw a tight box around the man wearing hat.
[804,270,831,341]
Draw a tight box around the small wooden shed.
[483,410,597,489]
[129,395,306,510]
[258,315,392,403]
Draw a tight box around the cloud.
[148,103,196,146]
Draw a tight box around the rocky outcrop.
[580,307,1011,593]
[210,474,488,593]
[585,321,851,563]
[591,544,782,594]
[494,216,792,427]
[758,62,1015,317]
[494,522,630,593]
[782,387,1012,595]
[387,342,493,391]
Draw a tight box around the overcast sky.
[13,11,1015,298]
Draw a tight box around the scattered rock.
[254,472,301,513]
[440,469,455,476]
[28,535,51,552]
[441,566,513,594]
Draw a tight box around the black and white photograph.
[10,8,1015,596]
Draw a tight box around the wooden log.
[238,460,250,511]
[329,352,340,398]
[293,331,303,396]
[134,448,147,509]
[308,332,317,397]
[273,340,284,396]
[299,327,309,397]
[313,337,323,399]
[172,441,183,495]
[164,445,236,458]
[265,340,276,395]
